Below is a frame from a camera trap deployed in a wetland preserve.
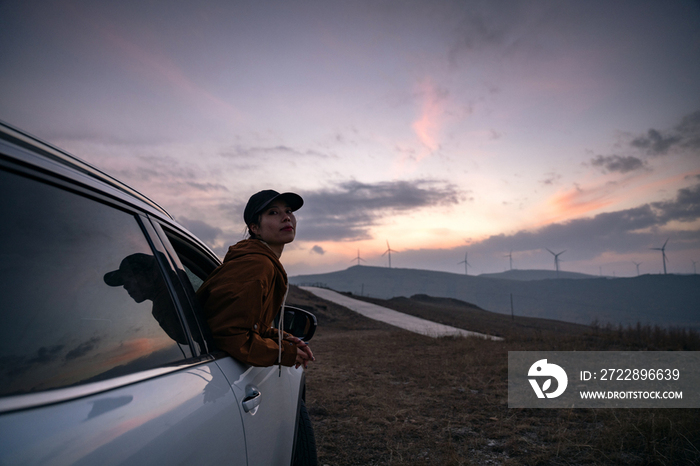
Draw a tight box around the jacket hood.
[223,239,287,277]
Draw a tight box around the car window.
[184,265,205,292]
[162,229,219,290]
[151,225,220,354]
[0,169,192,397]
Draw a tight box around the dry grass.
[288,286,700,466]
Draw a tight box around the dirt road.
[300,286,503,340]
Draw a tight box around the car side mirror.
[280,306,317,342]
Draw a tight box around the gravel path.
[300,286,503,340]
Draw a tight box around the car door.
[0,164,248,465]
[153,222,303,466]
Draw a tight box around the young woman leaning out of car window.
[196,190,314,371]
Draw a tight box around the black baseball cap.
[243,190,304,226]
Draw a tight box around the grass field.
[288,286,700,465]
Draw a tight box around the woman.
[196,189,314,370]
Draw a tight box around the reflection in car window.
[153,226,220,354]
[0,170,190,397]
[103,252,189,345]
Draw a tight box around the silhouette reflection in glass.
[104,253,188,345]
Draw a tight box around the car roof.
[0,120,220,263]
[0,120,172,219]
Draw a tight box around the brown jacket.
[197,239,297,367]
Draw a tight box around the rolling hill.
[477,269,597,280]
[290,265,700,330]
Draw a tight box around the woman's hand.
[285,335,315,369]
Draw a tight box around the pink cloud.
[545,185,614,223]
[411,79,447,155]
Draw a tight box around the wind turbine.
[650,238,669,275]
[632,261,642,277]
[546,248,566,278]
[458,251,471,275]
[692,260,697,275]
[505,250,513,271]
[382,240,397,268]
[351,249,366,266]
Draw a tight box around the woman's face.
[250,200,297,246]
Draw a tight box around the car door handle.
[242,388,261,413]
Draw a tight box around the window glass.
[155,226,220,354]
[184,266,204,292]
[0,170,190,397]
[162,230,218,291]
[141,220,204,355]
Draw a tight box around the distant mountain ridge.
[477,269,597,281]
[290,265,700,330]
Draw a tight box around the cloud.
[27,345,64,366]
[653,176,700,224]
[297,179,463,241]
[311,245,325,255]
[590,154,646,174]
[630,110,700,156]
[586,111,699,176]
[185,182,229,193]
[412,79,449,153]
[546,183,616,222]
[221,145,332,160]
[65,337,101,361]
[4,345,65,377]
[630,129,682,156]
[540,172,562,186]
[676,110,700,151]
[177,217,223,245]
[471,180,700,260]
[76,150,230,200]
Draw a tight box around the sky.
[1,0,699,277]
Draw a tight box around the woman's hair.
[245,213,262,239]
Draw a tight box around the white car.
[0,121,317,465]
